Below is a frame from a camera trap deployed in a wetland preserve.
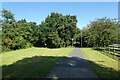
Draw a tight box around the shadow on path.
[2,48,119,79]
[47,48,119,79]
[47,48,97,78]
[47,57,98,78]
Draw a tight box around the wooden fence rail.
[94,44,120,61]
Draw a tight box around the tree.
[82,17,118,47]
[1,10,34,51]
[1,9,15,23]
[38,12,77,48]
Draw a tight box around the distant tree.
[1,10,34,51]
[38,12,77,48]
[82,17,118,47]
[1,10,78,51]
[1,9,15,23]
[3,9,118,52]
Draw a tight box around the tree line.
[0,9,118,52]
[1,9,78,51]
[81,18,118,47]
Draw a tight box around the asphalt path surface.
[47,48,98,79]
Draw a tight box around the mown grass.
[1,47,73,78]
[1,47,73,66]
[81,48,120,78]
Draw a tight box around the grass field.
[1,47,73,78]
[81,48,120,78]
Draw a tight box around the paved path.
[46,48,98,79]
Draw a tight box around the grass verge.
[80,48,120,78]
[1,47,73,78]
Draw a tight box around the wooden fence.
[94,44,120,61]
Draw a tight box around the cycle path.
[47,48,98,78]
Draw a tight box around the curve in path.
[46,48,98,78]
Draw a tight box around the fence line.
[94,44,120,61]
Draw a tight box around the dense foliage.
[1,9,78,51]
[36,13,77,48]
[81,18,118,47]
[1,9,118,51]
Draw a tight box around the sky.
[1,0,119,2]
[1,2,118,29]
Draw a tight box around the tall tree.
[82,17,118,47]
[38,12,77,47]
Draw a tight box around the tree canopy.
[81,18,118,47]
[1,10,78,51]
[1,9,118,51]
